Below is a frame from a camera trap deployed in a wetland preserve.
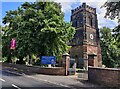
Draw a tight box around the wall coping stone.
[88,66,120,71]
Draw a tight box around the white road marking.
[12,84,21,89]
[2,70,24,76]
[0,78,5,82]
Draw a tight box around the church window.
[77,20,80,27]
[72,20,77,27]
[90,18,93,26]
[75,20,77,27]
[88,14,93,27]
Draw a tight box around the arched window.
[72,20,77,27]
[88,14,93,27]
[90,18,93,26]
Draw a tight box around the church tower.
[69,3,102,69]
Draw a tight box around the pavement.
[0,63,111,89]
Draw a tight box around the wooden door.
[88,55,94,66]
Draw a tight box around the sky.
[1,0,118,29]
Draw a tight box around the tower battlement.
[72,3,96,15]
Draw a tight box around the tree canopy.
[102,0,120,20]
[101,0,120,67]
[102,1,120,45]
[2,1,75,63]
[100,27,120,67]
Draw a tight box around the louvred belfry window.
[89,15,93,27]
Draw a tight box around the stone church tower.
[69,3,102,69]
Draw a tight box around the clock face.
[90,34,94,39]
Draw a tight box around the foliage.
[102,1,120,47]
[113,25,120,48]
[101,0,120,67]
[102,0,120,20]
[2,1,75,63]
[0,25,2,60]
[0,57,7,62]
[100,27,120,68]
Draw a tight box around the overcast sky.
[1,0,118,29]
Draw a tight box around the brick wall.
[2,63,65,75]
[88,67,120,87]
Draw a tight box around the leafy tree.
[102,0,120,20]
[0,25,1,58]
[2,1,75,63]
[102,0,120,48]
[113,25,120,48]
[100,27,120,67]
[101,0,120,67]
[2,26,12,62]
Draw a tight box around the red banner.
[10,38,16,49]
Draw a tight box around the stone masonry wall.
[88,67,120,87]
[2,63,65,75]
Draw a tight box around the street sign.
[41,56,56,64]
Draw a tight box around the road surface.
[0,63,106,89]
[0,69,70,89]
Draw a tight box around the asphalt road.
[0,70,70,89]
[0,63,109,89]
